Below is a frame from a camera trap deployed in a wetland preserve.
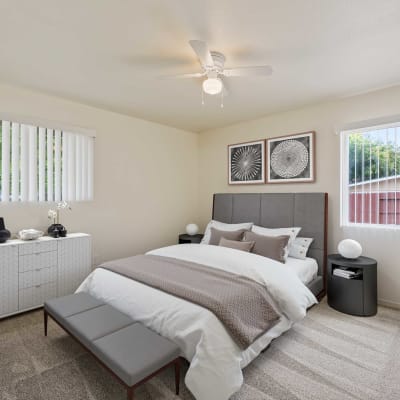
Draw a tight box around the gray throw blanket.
[99,254,279,349]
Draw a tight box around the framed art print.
[266,131,315,183]
[228,139,265,185]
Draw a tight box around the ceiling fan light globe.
[202,78,223,95]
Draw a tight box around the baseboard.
[378,298,400,310]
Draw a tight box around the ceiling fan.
[163,40,273,96]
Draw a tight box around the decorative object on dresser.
[47,201,71,238]
[0,233,92,319]
[327,254,377,316]
[185,223,199,235]
[266,131,315,183]
[337,238,362,259]
[18,229,44,241]
[179,233,204,244]
[0,217,11,243]
[228,139,265,185]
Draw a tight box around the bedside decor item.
[18,229,44,241]
[327,254,377,316]
[186,223,199,236]
[228,139,265,184]
[266,131,315,183]
[47,201,71,238]
[0,217,11,243]
[338,239,362,259]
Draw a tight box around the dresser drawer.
[19,251,57,273]
[19,266,57,289]
[18,281,57,311]
[18,240,57,256]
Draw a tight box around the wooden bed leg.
[174,359,180,395]
[127,387,134,400]
[44,309,48,337]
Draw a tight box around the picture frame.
[266,131,315,183]
[228,139,265,185]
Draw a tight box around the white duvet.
[77,244,317,400]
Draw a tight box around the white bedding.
[284,256,318,285]
[77,244,317,400]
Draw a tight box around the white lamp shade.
[185,223,199,236]
[338,239,362,259]
[202,78,223,95]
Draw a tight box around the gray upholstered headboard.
[212,193,328,295]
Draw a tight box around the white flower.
[48,209,57,220]
[56,201,71,210]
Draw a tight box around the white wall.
[198,85,400,308]
[0,84,199,265]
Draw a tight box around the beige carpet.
[1,300,399,400]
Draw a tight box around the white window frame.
[340,120,400,229]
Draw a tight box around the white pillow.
[288,237,314,260]
[251,225,301,261]
[201,220,253,244]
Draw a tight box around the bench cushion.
[63,305,134,346]
[92,323,181,386]
[44,293,104,320]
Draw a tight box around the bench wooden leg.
[127,387,134,400]
[44,309,48,337]
[174,359,180,395]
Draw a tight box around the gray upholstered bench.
[44,293,181,400]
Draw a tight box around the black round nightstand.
[327,254,377,316]
[178,234,204,244]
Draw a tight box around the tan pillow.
[219,237,255,252]
[209,227,247,245]
[244,231,290,263]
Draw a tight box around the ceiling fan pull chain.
[201,88,205,106]
[221,90,224,108]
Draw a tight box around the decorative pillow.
[219,237,255,252]
[209,227,247,245]
[243,231,290,263]
[251,225,301,261]
[201,220,253,244]
[288,237,314,260]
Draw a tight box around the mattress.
[284,256,319,285]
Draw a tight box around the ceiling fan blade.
[159,72,205,79]
[222,65,273,77]
[189,40,214,68]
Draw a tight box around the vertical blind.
[0,120,94,202]
[342,122,400,226]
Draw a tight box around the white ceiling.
[1,0,400,132]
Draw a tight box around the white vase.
[338,239,362,259]
[185,223,199,236]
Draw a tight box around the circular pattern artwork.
[231,145,262,181]
[270,140,309,178]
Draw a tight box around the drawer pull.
[35,284,42,288]
[35,268,41,272]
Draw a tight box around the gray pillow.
[209,227,247,245]
[243,231,290,263]
[219,237,255,252]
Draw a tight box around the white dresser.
[0,233,92,319]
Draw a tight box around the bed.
[212,192,328,299]
[77,192,328,400]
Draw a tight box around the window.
[0,119,94,202]
[341,122,400,227]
